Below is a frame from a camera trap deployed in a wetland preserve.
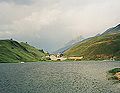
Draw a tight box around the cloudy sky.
[0,0,120,52]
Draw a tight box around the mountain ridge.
[53,35,84,54]
[64,24,120,60]
[102,24,120,35]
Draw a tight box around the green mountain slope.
[0,39,46,63]
[64,33,120,60]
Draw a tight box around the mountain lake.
[0,61,120,93]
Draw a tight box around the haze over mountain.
[54,35,84,54]
[64,24,120,60]
[0,0,120,52]
[55,24,120,54]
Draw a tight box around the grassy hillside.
[0,39,46,63]
[64,33,120,60]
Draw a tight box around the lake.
[0,61,120,93]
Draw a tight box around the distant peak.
[116,24,120,27]
[102,23,120,35]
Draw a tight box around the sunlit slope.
[0,40,46,63]
[64,33,120,60]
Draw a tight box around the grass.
[0,39,46,63]
[64,33,120,60]
[108,68,120,74]
[107,68,120,81]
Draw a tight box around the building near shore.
[50,55,57,61]
[68,56,83,61]
[49,54,67,61]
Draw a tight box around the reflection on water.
[0,61,120,93]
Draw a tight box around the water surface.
[0,61,120,93]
